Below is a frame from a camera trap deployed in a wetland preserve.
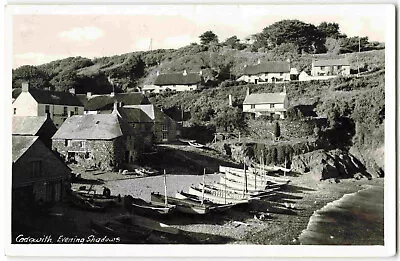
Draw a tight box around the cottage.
[12,82,84,128]
[52,110,136,171]
[152,70,203,93]
[12,135,71,208]
[121,104,179,143]
[237,60,296,84]
[242,88,288,119]
[311,58,351,77]
[12,116,57,148]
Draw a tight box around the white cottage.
[242,88,288,119]
[237,60,297,84]
[311,58,351,77]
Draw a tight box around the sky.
[11,5,390,68]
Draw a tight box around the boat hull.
[150,193,209,215]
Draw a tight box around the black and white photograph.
[4,3,396,258]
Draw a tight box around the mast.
[201,168,205,205]
[163,169,168,206]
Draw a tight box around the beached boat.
[188,141,205,148]
[198,183,280,198]
[69,196,106,212]
[187,186,252,205]
[219,166,291,184]
[219,175,285,191]
[223,171,290,187]
[151,193,210,215]
[124,196,176,217]
[175,191,243,211]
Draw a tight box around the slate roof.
[123,104,170,123]
[313,59,350,67]
[12,135,39,162]
[244,61,290,75]
[154,73,202,86]
[76,93,150,111]
[52,113,134,140]
[243,93,287,105]
[26,88,83,106]
[113,107,153,123]
[12,116,49,135]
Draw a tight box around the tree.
[318,22,340,39]
[254,19,326,53]
[339,36,369,53]
[213,105,244,132]
[199,31,219,45]
[12,65,52,89]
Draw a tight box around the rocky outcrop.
[291,149,366,180]
[349,145,384,178]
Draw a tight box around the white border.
[3,4,396,258]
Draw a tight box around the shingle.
[243,93,287,105]
[313,59,350,67]
[52,113,134,140]
[244,61,290,75]
[154,73,202,86]
[12,135,39,162]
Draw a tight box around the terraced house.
[242,87,288,119]
[12,82,84,128]
[311,58,351,76]
[144,70,203,93]
[237,60,298,84]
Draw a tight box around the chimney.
[246,87,250,96]
[257,59,261,64]
[281,84,287,95]
[113,101,118,112]
[183,70,187,76]
[156,71,160,76]
[69,88,75,94]
[21,82,29,92]
[228,94,232,106]
[110,92,115,97]
[67,111,71,117]
[199,70,203,76]
[87,92,92,98]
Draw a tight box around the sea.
[298,185,384,245]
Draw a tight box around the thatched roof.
[52,113,134,140]
[313,59,350,67]
[154,72,202,86]
[244,61,290,75]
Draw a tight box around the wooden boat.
[219,166,291,184]
[72,190,121,207]
[249,162,291,173]
[188,141,205,148]
[224,171,290,187]
[115,214,180,235]
[151,193,210,215]
[89,219,151,242]
[187,186,252,205]
[124,195,176,216]
[219,175,285,191]
[199,183,280,197]
[174,191,241,211]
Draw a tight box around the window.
[13,108,16,115]
[65,139,71,146]
[79,141,86,149]
[270,104,275,108]
[162,124,168,131]
[162,132,168,141]
[74,107,78,114]
[251,104,255,109]
[63,107,67,116]
[45,105,50,114]
[31,161,42,178]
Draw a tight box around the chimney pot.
[110,92,115,97]
[87,92,92,98]
[22,82,29,92]
[183,70,187,76]
[69,88,75,94]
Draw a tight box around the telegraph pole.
[357,37,361,77]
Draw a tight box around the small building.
[237,60,296,84]
[52,110,137,171]
[120,104,179,143]
[152,70,203,93]
[12,135,71,208]
[311,58,351,77]
[12,82,84,128]
[242,88,288,119]
[12,116,57,148]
